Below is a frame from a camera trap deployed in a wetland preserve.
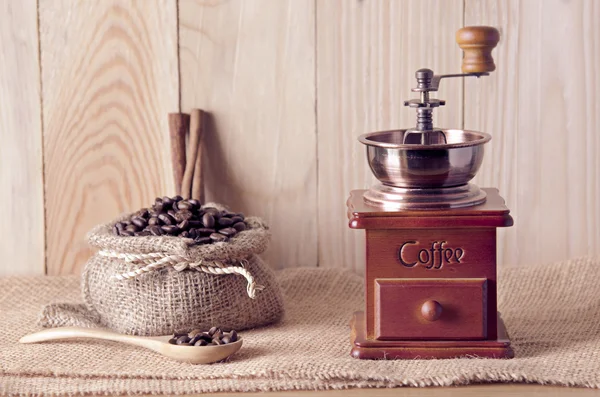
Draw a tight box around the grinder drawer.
[375,278,487,340]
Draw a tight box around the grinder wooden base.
[350,311,513,360]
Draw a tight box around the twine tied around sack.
[98,250,265,299]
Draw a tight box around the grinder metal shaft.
[402,26,500,145]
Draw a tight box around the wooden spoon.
[19,327,243,364]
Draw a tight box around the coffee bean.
[136,209,150,219]
[218,217,234,227]
[221,336,231,344]
[168,337,178,345]
[210,233,228,242]
[194,237,211,245]
[194,339,208,347]
[176,335,191,345]
[207,327,219,337]
[211,338,222,345]
[233,222,247,232]
[174,210,193,222]
[235,213,245,220]
[132,217,147,228]
[162,196,173,207]
[177,201,192,210]
[219,227,237,237]
[113,196,251,245]
[158,213,174,225]
[161,225,179,234]
[149,225,163,236]
[213,328,223,339]
[202,213,215,228]
[229,330,238,342]
[195,228,215,236]
[188,329,202,337]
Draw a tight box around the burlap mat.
[2,256,600,396]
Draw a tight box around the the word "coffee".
[398,241,465,269]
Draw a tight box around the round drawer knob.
[421,300,443,321]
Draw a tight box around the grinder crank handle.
[456,26,500,73]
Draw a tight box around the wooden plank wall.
[39,0,179,274]
[466,0,600,266]
[0,0,597,275]
[0,0,44,276]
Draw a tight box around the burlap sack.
[39,203,284,335]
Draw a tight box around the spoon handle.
[19,327,161,351]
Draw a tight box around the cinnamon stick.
[168,113,190,195]
[190,110,205,202]
[181,109,203,199]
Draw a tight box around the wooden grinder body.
[347,188,514,359]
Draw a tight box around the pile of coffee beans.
[168,327,239,346]
[112,196,247,245]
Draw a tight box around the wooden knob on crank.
[456,26,500,73]
[421,300,443,322]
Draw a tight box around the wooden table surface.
[130,385,599,397]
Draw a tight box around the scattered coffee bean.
[113,196,249,246]
[167,327,240,346]
[176,335,191,345]
[207,327,219,337]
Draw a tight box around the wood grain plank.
[316,0,464,273]
[0,0,45,276]
[40,0,179,275]
[178,0,317,269]
[466,0,600,266]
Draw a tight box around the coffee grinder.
[348,26,514,359]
